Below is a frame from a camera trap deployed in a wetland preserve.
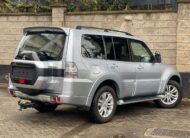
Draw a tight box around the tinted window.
[129,40,152,62]
[81,35,105,59]
[16,32,66,61]
[104,36,115,60]
[113,37,130,62]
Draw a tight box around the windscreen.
[16,32,66,61]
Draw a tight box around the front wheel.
[154,80,183,108]
[90,86,117,123]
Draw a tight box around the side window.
[104,36,115,60]
[81,35,105,59]
[129,40,152,62]
[113,37,130,62]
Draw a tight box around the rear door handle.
[137,65,144,69]
[111,63,118,68]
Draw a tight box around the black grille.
[11,63,37,85]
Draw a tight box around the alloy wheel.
[161,84,179,105]
[98,92,114,118]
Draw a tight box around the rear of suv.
[8,26,183,123]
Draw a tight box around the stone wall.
[66,11,177,66]
[0,14,51,65]
[177,1,190,72]
[0,1,189,74]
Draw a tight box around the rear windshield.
[16,32,66,61]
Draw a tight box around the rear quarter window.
[81,35,105,59]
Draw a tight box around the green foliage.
[0,0,15,12]
[0,0,176,13]
[13,1,51,13]
[0,0,51,13]
[0,0,128,13]
[60,0,128,12]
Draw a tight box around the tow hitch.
[18,100,36,111]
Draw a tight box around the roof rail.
[76,26,133,36]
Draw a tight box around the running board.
[117,95,165,105]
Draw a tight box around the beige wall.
[0,1,189,73]
[0,15,51,65]
[65,12,177,66]
[177,2,190,72]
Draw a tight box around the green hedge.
[60,0,128,12]
[0,0,174,13]
[0,0,128,13]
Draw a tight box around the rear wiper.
[16,51,40,61]
[37,50,56,60]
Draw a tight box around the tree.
[61,0,128,11]
[0,0,128,13]
[0,0,15,12]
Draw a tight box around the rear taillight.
[64,62,78,78]
[19,79,25,84]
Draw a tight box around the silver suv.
[8,26,183,123]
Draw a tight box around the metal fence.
[128,0,178,11]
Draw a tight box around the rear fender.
[85,74,121,107]
[159,67,181,94]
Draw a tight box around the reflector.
[53,97,57,103]
[57,97,60,103]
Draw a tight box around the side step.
[117,95,165,105]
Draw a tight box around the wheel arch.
[169,75,181,85]
[86,76,121,107]
[96,80,120,98]
[160,69,182,94]
[154,75,183,108]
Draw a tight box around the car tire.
[33,101,58,113]
[154,80,183,108]
[90,86,117,123]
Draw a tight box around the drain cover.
[145,128,190,138]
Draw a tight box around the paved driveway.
[1,87,190,138]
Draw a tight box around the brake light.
[19,79,25,84]
[64,62,78,78]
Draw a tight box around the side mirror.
[140,56,150,62]
[155,51,161,63]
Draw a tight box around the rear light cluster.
[19,79,25,84]
[64,62,78,78]
[50,96,61,103]
[11,63,37,85]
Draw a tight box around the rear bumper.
[8,72,94,107]
[8,87,89,107]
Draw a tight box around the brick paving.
[1,87,190,138]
